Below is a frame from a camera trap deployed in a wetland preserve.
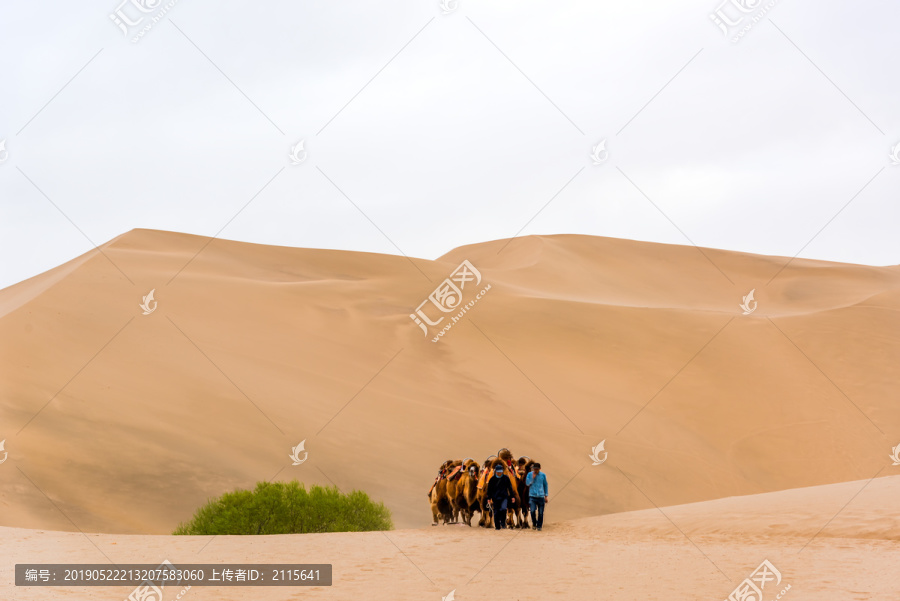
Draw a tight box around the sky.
[1,0,898,289]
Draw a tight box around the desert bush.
[173,481,392,535]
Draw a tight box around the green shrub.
[173,481,393,535]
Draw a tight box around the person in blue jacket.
[525,462,548,531]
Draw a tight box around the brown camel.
[444,459,466,524]
[513,456,535,529]
[428,459,461,525]
[452,459,481,526]
[495,449,522,528]
[476,455,497,527]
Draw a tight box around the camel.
[495,448,523,528]
[475,456,497,527]
[429,475,450,525]
[452,459,481,526]
[428,459,462,525]
[444,459,467,524]
[513,456,535,529]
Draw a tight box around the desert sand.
[2,476,899,600]
[1,229,898,599]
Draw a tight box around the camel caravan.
[427,448,536,529]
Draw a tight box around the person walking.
[525,462,548,531]
[486,464,516,530]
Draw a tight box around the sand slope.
[0,229,898,534]
[3,476,898,600]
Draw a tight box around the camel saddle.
[427,464,463,496]
[477,468,496,490]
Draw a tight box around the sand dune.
[1,228,898,539]
[2,476,898,600]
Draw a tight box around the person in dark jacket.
[486,464,516,529]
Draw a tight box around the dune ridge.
[1,228,898,536]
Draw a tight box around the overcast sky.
[1,0,898,289]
